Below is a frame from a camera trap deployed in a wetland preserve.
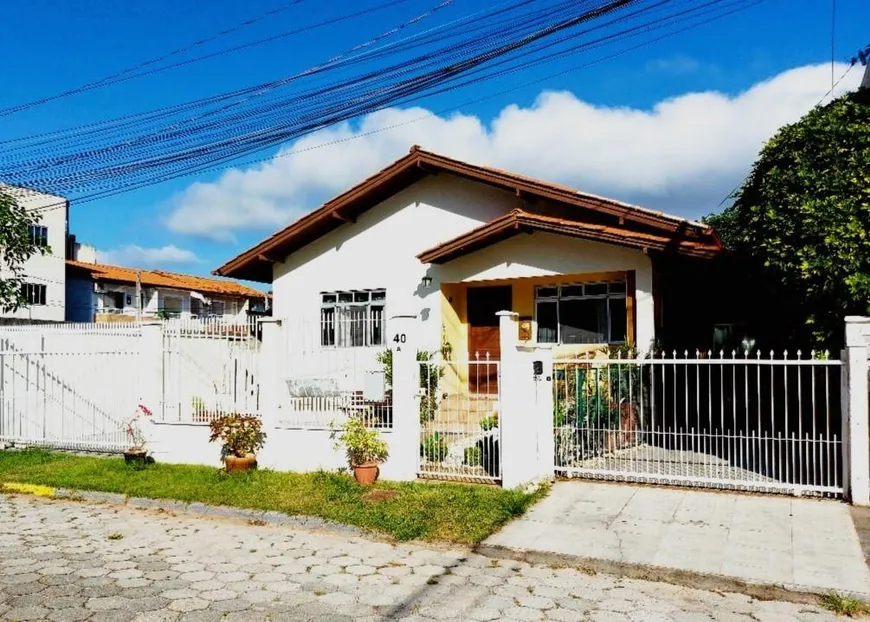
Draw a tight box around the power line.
[831,0,836,92]
[713,59,858,212]
[75,0,760,203]
[0,0,310,117]
[2,0,762,201]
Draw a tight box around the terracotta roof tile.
[66,260,265,298]
[216,146,720,282]
[417,210,722,264]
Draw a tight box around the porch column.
[387,313,420,481]
[498,311,554,489]
[843,317,870,505]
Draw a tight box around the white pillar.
[138,322,164,420]
[844,317,870,505]
[532,345,555,479]
[498,311,553,489]
[387,314,420,481]
[258,318,284,429]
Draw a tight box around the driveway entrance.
[482,481,870,598]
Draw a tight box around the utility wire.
[713,59,858,211]
[0,0,310,117]
[3,0,761,200]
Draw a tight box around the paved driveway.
[0,495,839,621]
[484,481,870,598]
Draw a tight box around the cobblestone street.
[0,495,839,621]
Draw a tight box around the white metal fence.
[418,358,501,482]
[553,351,843,496]
[279,318,391,429]
[161,318,261,423]
[0,346,140,452]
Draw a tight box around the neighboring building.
[215,146,722,391]
[0,186,69,323]
[65,260,267,323]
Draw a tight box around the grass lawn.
[0,450,546,545]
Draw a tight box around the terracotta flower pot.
[352,462,380,486]
[224,455,257,473]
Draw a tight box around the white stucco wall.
[273,174,517,358]
[147,423,409,480]
[0,188,68,322]
[272,173,657,380]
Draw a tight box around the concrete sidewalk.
[481,481,870,599]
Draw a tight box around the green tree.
[0,189,47,312]
[705,88,870,348]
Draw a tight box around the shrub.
[332,416,389,467]
[463,446,483,467]
[479,413,498,431]
[208,414,266,459]
[421,433,448,463]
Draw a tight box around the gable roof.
[67,260,265,298]
[214,146,719,282]
[418,209,721,264]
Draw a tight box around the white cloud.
[96,244,201,268]
[166,62,861,241]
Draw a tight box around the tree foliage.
[705,89,870,348]
[0,189,46,313]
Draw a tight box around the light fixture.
[421,276,433,288]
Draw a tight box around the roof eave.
[215,147,717,279]
[418,212,721,264]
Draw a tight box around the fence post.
[844,317,870,505]
[258,318,284,430]
[138,322,164,420]
[533,346,555,479]
[388,314,419,481]
[498,311,553,489]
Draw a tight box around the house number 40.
[392,333,407,344]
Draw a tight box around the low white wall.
[147,422,409,480]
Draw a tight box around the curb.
[1,482,364,538]
[474,542,857,606]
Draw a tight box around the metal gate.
[553,351,843,497]
[161,318,261,422]
[419,357,502,483]
[0,324,141,452]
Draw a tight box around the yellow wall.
[440,270,634,368]
[440,283,468,394]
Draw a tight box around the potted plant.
[123,404,153,466]
[332,416,389,485]
[208,414,266,473]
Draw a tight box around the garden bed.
[0,449,545,545]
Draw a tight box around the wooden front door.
[467,285,512,394]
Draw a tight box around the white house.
[215,146,722,394]
[0,186,69,323]
[65,260,268,323]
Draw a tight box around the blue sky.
[0,0,865,285]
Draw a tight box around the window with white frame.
[28,225,48,248]
[320,289,385,347]
[536,281,627,345]
[21,283,47,306]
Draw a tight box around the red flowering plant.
[124,404,153,451]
